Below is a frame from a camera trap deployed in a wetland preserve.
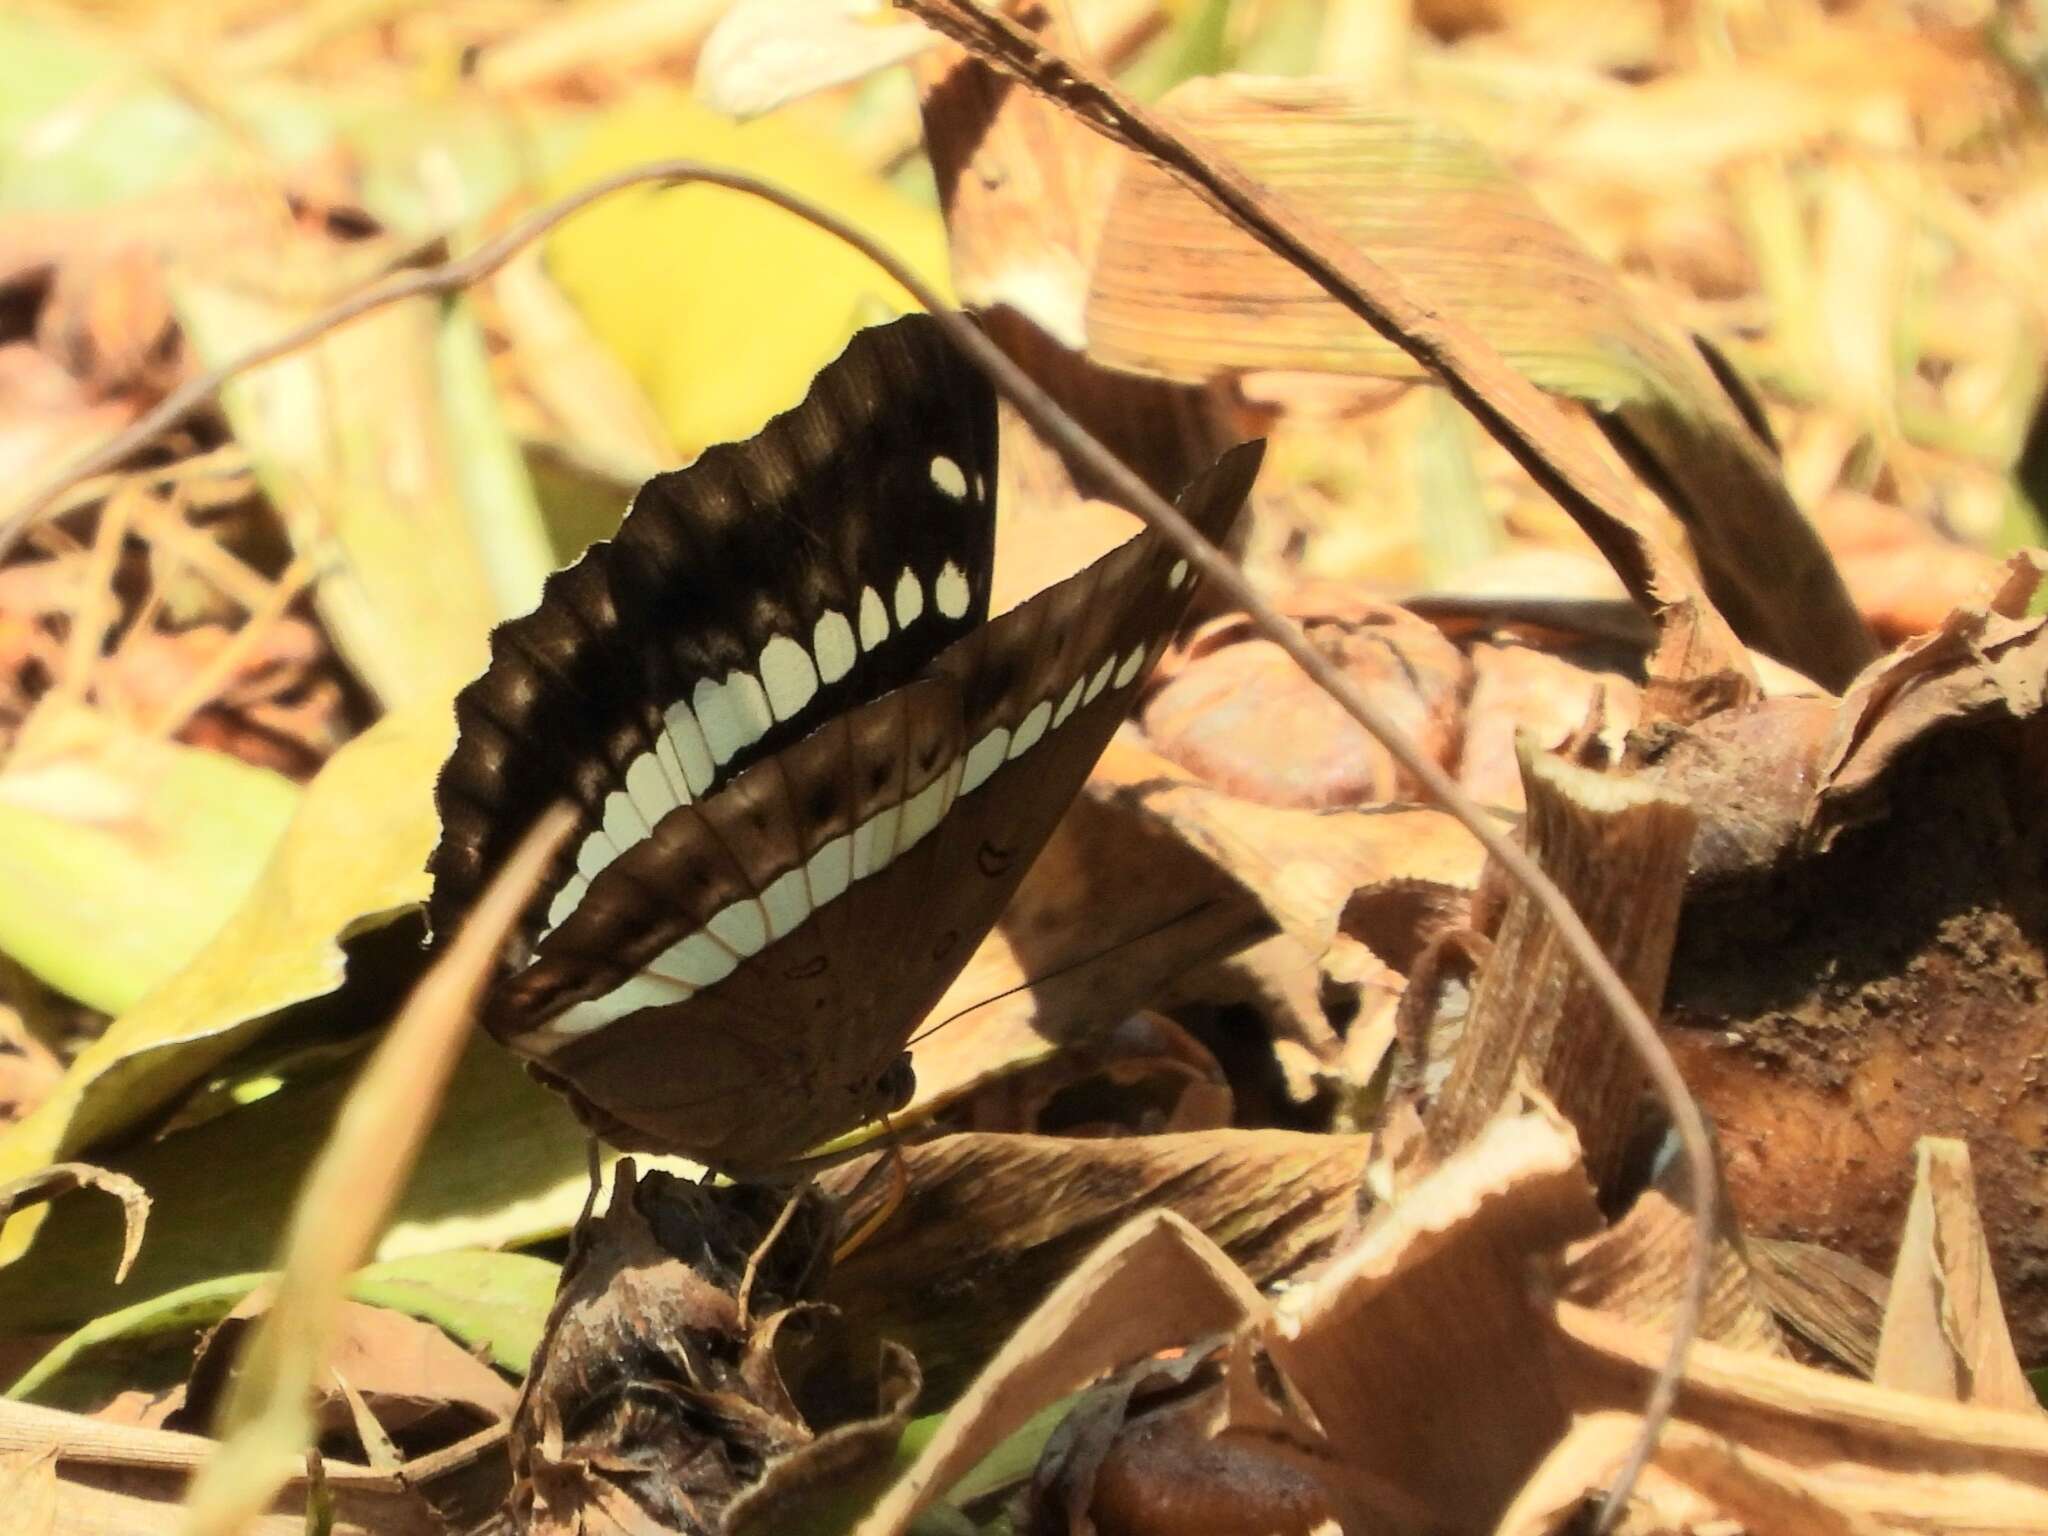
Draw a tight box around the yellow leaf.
[546,93,954,457]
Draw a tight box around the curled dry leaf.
[1264,1099,1602,1529]
[1558,1189,1787,1357]
[854,1208,1265,1536]
[0,1162,147,1285]
[1530,1304,2048,1536]
[1457,639,1640,812]
[173,1296,517,1464]
[1142,592,1469,809]
[514,1164,916,1536]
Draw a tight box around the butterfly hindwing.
[430,316,998,952]
[478,439,1264,1173]
[497,679,970,1168]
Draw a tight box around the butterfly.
[430,314,1263,1179]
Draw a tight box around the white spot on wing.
[894,569,924,628]
[1083,654,1116,705]
[930,455,969,499]
[708,899,768,958]
[1114,644,1146,689]
[1052,674,1086,728]
[625,750,677,830]
[663,702,715,795]
[695,671,772,765]
[960,726,1010,794]
[1169,559,1190,588]
[896,757,963,856]
[575,829,620,881]
[648,932,738,989]
[1008,699,1053,758]
[805,833,852,907]
[653,731,694,806]
[859,586,890,650]
[543,974,689,1037]
[602,788,648,850]
[759,635,819,722]
[760,867,812,940]
[852,799,903,879]
[544,873,589,932]
[814,609,857,684]
[935,560,970,619]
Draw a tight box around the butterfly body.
[431,315,1261,1178]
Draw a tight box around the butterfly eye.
[875,1055,916,1113]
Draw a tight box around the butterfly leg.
[736,1177,812,1331]
[831,1112,909,1264]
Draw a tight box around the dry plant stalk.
[1425,745,1695,1193]
[896,0,1802,716]
[175,804,572,1536]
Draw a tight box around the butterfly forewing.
[479,438,1264,1175]
[430,316,998,953]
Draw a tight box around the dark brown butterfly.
[430,315,1262,1179]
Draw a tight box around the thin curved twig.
[6,155,1710,1522]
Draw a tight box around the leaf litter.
[2,1,2048,1534]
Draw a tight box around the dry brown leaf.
[1080,72,1868,695]
[1817,551,2048,826]
[1750,1237,1890,1378]
[853,1208,1264,1536]
[1874,1138,2038,1415]
[1547,1304,2048,1533]
[0,1444,58,1536]
[0,1396,491,1536]
[824,1129,1366,1409]
[177,1298,518,1460]
[1143,594,1470,809]
[1266,1098,1600,1529]
[1560,1190,1787,1357]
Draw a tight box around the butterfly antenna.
[906,895,1235,1050]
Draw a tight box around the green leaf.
[348,1250,559,1374]
[0,715,297,1015]
[0,1035,599,1337]
[10,1250,558,1409]
[0,700,450,1266]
